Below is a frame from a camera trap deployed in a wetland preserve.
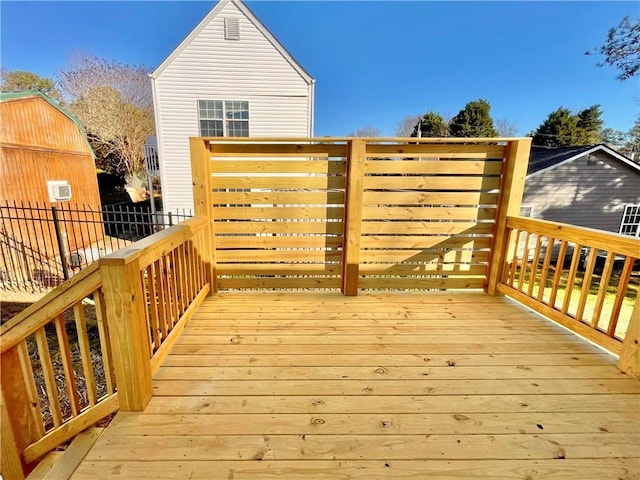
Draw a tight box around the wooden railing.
[1,217,210,479]
[496,216,639,375]
[190,137,531,295]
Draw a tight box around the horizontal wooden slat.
[209,143,348,157]
[212,191,345,204]
[361,206,496,220]
[213,206,344,220]
[217,264,342,275]
[507,216,640,258]
[360,235,492,249]
[217,277,340,289]
[360,222,494,235]
[364,175,501,191]
[365,159,503,174]
[216,236,343,249]
[216,250,342,262]
[359,250,490,263]
[214,221,344,234]
[211,160,346,173]
[365,144,506,158]
[359,277,485,289]
[212,176,345,190]
[362,191,499,205]
[359,264,487,276]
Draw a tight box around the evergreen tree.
[411,112,449,137]
[532,108,580,147]
[0,69,61,100]
[576,105,604,144]
[449,99,497,137]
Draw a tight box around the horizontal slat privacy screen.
[205,140,508,291]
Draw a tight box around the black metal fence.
[0,201,192,293]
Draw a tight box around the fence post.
[190,137,216,293]
[100,258,153,410]
[341,139,366,296]
[485,138,531,295]
[51,206,69,280]
[618,297,640,379]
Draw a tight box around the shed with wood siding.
[0,91,102,260]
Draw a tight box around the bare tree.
[57,54,155,181]
[495,118,518,137]
[394,115,420,137]
[348,126,381,137]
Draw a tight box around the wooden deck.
[71,292,640,479]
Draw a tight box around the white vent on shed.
[47,180,72,202]
[225,18,240,40]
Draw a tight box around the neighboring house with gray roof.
[521,144,640,237]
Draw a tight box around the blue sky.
[1,1,638,137]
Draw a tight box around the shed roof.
[527,144,639,177]
[0,90,95,158]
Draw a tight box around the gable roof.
[151,0,314,85]
[527,144,640,177]
[0,90,95,158]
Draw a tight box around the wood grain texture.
[69,292,639,479]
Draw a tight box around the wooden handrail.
[495,215,640,377]
[1,217,211,479]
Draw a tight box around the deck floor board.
[71,292,640,479]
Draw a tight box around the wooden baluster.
[155,257,168,341]
[53,315,80,416]
[561,243,582,315]
[549,240,568,309]
[575,247,597,323]
[147,263,162,352]
[94,289,116,395]
[527,233,543,297]
[34,327,63,426]
[73,304,98,406]
[517,231,531,292]
[16,341,45,436]
[591,251,615,330]
[608,257,634,337]
[537,236,554,303]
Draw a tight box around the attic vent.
[225,18,240,40]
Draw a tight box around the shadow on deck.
[70,292,640,479]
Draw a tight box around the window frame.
[619,204,640,237]
[197,99,249,137]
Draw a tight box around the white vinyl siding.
[153,0,313,214]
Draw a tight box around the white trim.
[308,80,315,137]
[526,144,640,179]
[151,0,314,86]
[619,204,640,237]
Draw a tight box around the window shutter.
[225,18,240,40]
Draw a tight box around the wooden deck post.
[100,259,153,411]
[1,346,41,479]
[341,139,366,296]
[190,137,216,293]
[486,138,531,295]
[618,297,640,379]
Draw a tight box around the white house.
[150,0,315,213]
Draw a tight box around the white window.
[619,204,640,237]
[198,100,249,137]
[520,205,534,217]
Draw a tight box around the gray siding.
[153,0,313,213]
[522,151,640,233]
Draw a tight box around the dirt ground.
[1,290,46,324]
